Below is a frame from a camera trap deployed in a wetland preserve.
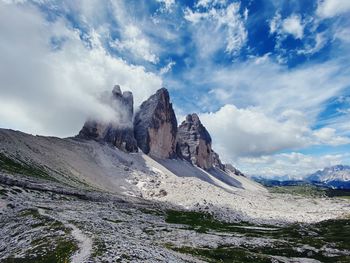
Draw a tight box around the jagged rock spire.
[77,85,138,152]
[177,113,224,170]
[134,88,178,159]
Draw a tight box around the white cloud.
[314,127,350,146]
[298,32,327,55]
[178,55,350,165]
[184,8,208,23]
[334,28,350,43]
[243,8,248,21]
[156,0,175,12]
[316,0,350,18]
[195,0,227,8]
[160,61,176,75]
[269,13,281,34]
[0,2,162,137]
[199,104,310,158]
[238,152,346,178]
[110,24,159,63]
[198,57,349,120]
[270,13,304,39]
[184,2,247,56]
[282,14,304,39]
[108,1,159,63]
[199,104,349,161]
[60,0,161,64]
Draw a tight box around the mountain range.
[0,86,258,201]
[252,165,350,189]
[306,165,350,189]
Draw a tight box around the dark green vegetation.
[268,184,350,199]
[2,239,78,263]
[166,210,255,233]
[165,210,350,263]
[0,153,52,180]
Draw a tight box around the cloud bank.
[0,2,162,137]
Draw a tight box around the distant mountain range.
[252,165,350,189]
[306,165,350,189]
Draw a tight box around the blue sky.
[1,0,350,178]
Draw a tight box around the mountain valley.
[1,87,350,262]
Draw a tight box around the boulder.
[134,88,178,159]
[77,85,138,152]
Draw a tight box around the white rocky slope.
[132,156,349,224]
[1,129,349,224]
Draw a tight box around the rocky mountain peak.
[77,85,138,152]
[134,88,178,159]
[112,84,122,95]
[177,113,220,170]
[185,113,200,123]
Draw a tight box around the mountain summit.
[177,113,224,170]
[77,85,138,152]
[134,88,178,159]
[77,86,232,173]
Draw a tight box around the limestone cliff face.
[177,113,226,171]
[77,85,138,152]
[134,88,178,159]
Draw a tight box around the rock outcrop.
[177,113,222,170]
[77,85,138,152]
[212,151,225,170]
[134,88,178,159]
[224,163,245,176]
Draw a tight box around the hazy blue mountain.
[252,165,350,189]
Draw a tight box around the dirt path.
[37,208,93,263]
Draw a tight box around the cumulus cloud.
[282,14,304,39]
[270,13,304,39]
[0,2,162,137]
[181,54,350,169]
[199,104,310,158]
[313,127,350,146]
[316,0,350,18]
[199,104,350,161]
[184,2,247,56]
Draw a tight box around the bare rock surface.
[134,88,178,159]
[224,163,245,176]
[1,175,349,263]
[177,114,219,170]
[1,128,350,262]
[77,85,138,152]
[1,128,349,225]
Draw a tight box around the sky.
[1,0,350,179]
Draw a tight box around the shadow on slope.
[157,158,243,193]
